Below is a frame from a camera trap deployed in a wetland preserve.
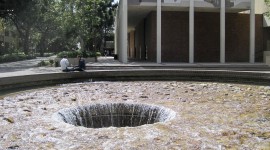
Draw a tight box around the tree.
[34,0,62,56]
[265,0,270,17]
[75,0,117,52]
[3,0,39,54]
[1,0,117,56]
[0,0,32,19]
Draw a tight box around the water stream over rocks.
[0,81,269,149]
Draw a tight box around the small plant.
[54,60,59,67]
[95,52,102,57]
[37,60,50,67]
[49,59,54,66]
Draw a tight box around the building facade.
[115,0,268,64]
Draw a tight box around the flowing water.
[54,103,176,128]
[0,81,269,149]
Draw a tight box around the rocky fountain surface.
[0,81,270,149]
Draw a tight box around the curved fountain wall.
[0,69,269,93]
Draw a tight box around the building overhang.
[128,2,251,31]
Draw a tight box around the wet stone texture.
[0,81,270,149]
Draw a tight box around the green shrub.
[95,52,102,57]
[0,53,36,63]
[35,53,55,57]
[49,59,54,66]
[54,60,59,67]
[57,50,97,58]
[37,60,51,67]
[2,54,19,62]
[57,51,81,58]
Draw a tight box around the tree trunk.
[23,29,30,55]
[38,34,47,57]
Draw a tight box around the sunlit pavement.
[0,56,60,77]
[0,56,269,78]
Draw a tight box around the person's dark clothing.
[74,58,85,71]
[79,59,86,70]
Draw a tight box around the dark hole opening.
[55,103,175,128]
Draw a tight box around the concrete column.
[250,0,255,63]
[189,0,194,63]
[220,0,225,63]
[157,0,162,64]
[114,11,118,56]
[121,0,128,63]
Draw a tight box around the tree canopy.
[265,0,270,17]
[0,0,117,56]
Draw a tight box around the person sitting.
[74,55,85,71]
[60,55,74,72]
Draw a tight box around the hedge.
[57,50,100,58]
[0,54,36,63]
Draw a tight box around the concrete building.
[115,0,269,64]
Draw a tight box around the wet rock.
[256,132,270,140]
[189,88,195,91]
[263,86,270,90]
[48,127,57,131]
[200,84,208,88]
[7,145,19,149]
[71,98,77,101]
[98,135,109,139]
[182,99,187,102]
[23,108,31,112]
[140,95,148,98]
[3,117,14,123]
[221,130,237,136]
[259,92,266,95]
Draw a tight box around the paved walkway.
[0,56,270,78]
[0,56,60,77]
[89,57,270,72]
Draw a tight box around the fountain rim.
[0,69,269,95]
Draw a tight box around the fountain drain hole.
[54,103,175,128]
